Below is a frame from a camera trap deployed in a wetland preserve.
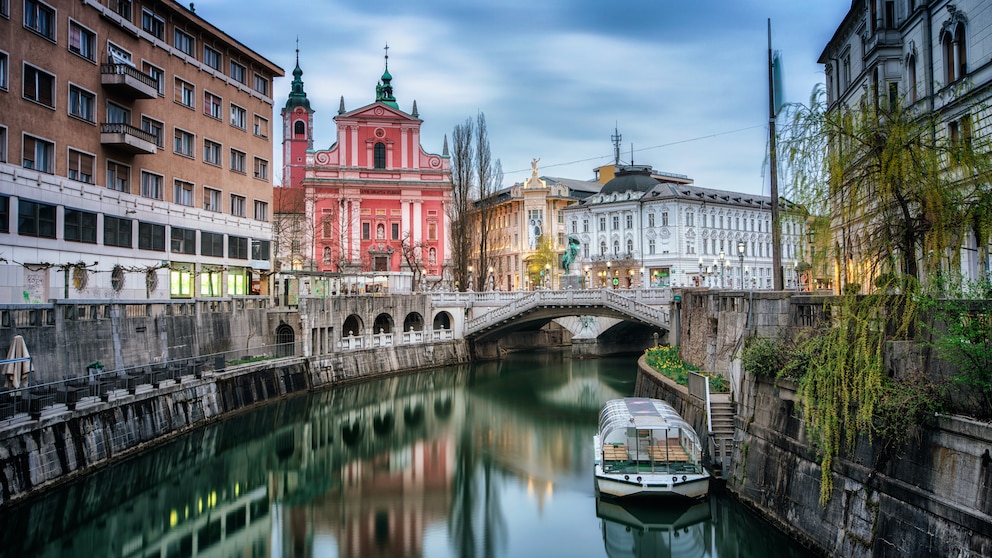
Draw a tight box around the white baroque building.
[563,166,806,290]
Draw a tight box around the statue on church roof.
[531,157,540,176]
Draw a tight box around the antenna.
[611,124,622,165]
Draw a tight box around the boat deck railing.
[601,443,703,475]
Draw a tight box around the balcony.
[100,63,158,99]
[100,123,157,155]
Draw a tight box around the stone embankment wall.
[664,289,992,557]
[0,341,469,507]
[730,375,992,557]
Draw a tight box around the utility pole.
[768,19,783,290]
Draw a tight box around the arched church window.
[374,142,386,169]
[294,120,306,138]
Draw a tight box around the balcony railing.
[100,122,157,154]
[100,63,158,99]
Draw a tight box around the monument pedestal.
[561,275,583,290]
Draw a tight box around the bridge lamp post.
[718,250,726,288]
[468,265,473,291]
[544,263,551,289]
[488,266,495,291]
[606,261,612,289]
[737,241,746,290]
[584,265,590,289]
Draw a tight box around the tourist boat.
[594,397,710,499]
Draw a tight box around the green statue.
[561,236,581,273]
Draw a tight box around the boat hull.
[594,466,710,500]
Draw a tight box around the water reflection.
[0,352,813,558]
[597,498,710,558]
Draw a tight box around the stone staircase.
[708,393,736,478]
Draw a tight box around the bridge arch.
[342,314,363,337]
[373,313,394,334]
[403,312,425,332]
[433,311,453,331]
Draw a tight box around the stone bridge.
[431,289,671,340]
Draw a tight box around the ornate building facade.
[280,51,452,292]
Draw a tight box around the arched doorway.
[373,313,394,334]
[275,323,295,357]
[433,311,452,331]
[342,314,363,337]
[403,312,424,332]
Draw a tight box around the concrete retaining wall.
[0,340,469,507]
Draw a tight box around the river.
[0,351,816,558]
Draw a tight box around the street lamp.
[489,266,495,291]
[468,265,473,291]
[544,263,551,289]
[737,241,746,290]
[718,250,726,288]
[584,265,591,289]
[606,261,612,288]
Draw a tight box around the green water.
[0,351,817,558]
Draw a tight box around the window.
[141,9,164,39]
[175,78,194,108]
[106,102,129,124]
[67,149,94,183]
[104,216,131,247]
[252,73,268,96]
[68,21,96,61]
[140,170,163,199]
[687,212,694,227]
[22,135,53,173]
[141,116,163,147]
[252,114,268,138]
[612,216,619,230]
[68,85,95,122]
[228,235,248,259]
[598,217,606,232]
[625,214,633,229]
[24,0,55,40]
[64,209,96,243]
[23,64,54,107]
[203,139,221,165]
[294,120,305,137]
[373,142,386,168]
[0,196,9,234]
[142,62,163,95]
[174,128,194,157]
[230,61,246,84]
[230,149,246,173]
[0,52,7,90]
[18,199,56,238]
[583,219,589,233]
[204,188,221,212]
[942,23,967,85]
[253,200,268,221]
[0,127,6,163]
[663,212,669,227]
[648,239,655,255]
[174,28,193,56]
[171,226,196,254]
[391,222,399,240]
[1,0,7,17]
[253,157,268,180]
[201,232,224,257]
[174,179,193,206]
[362,222,370,239]
[110,0,130,20]
[230,104,246,129]
[627,239,634,254]
[107,161,129,192]
[203,45,221,71]
[251,239,270,260]
[230,194,245,217]
[138,222,165,251]
[648,213,655,228]
[204,91,222,119]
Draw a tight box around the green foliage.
[873,369,943,454]
[644,345,728,392]
[795,291,917,506]
[919,277,992,416]
[741,337,785,377]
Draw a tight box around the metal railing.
[0,342,300,423]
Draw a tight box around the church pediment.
[337,102,421,123]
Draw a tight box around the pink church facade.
[282,53,452,283]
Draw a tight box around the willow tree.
[780,85,992,291]
[777,85,992,505]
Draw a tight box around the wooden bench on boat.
[603,444,628,461]
[648,445,690,462]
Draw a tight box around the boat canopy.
[598,398,702,452]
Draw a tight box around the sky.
[191,0,851,196]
